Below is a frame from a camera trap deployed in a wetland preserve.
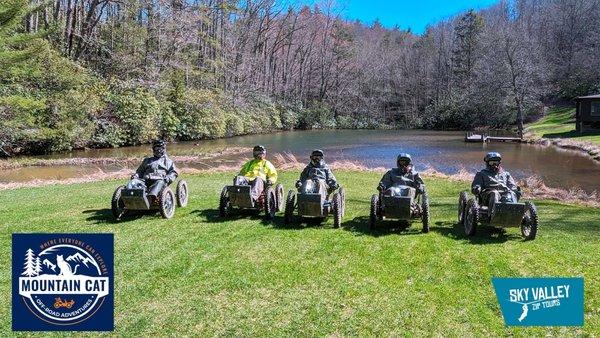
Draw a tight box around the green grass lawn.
[1,171,598,336]
[527,107,600,145]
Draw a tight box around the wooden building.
[575,94,600,132]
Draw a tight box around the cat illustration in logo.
[56,255,79,277]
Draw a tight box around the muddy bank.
[0,147,248,170]
[525,136,600,163]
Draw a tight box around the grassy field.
[1,171,598,336]
[526,107,600,145]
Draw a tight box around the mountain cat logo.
[492,277,584,326]
[12,234,114,331]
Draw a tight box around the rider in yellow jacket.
[235,145,278,200]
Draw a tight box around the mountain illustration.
[66,252,99,271]
[43,259,56,272]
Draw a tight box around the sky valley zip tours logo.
[492,277,584,326]
[12,233,114,331]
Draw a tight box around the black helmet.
[253,145,266,158]
[310,149,324,165]
[484,152,501,163]
[152,139,166,148]
[397,153,412,165]
[311,149,324,157]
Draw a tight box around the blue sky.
[284,0,499,34]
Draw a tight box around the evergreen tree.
[22,248,36,277]
[34,256,42,276]
[0,0,44,70]
[452,10,484,88]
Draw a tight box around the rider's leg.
[487,191,500,215]
[250,177,265,201]
[148,180,166,198]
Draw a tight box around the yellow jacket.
[239,159,278,183]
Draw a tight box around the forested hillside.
[1,0,599,155]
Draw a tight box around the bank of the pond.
[2,164,598,208]
[526,107,600,162]
[3,129,600,194]
[0,171,598,336]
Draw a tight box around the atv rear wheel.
[159,187,176,219]
[369,194,379,230]
[265,186,277,220]
[521,201,538,240]
[111,186,126,220]
[464,198,478,236]
[219,186,231,217]
[458,191,468,225]
[176,180,189,207]
[421,192,430,233]
[332,192,342,228]
[284,190,296,225]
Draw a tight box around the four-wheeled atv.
[111,174,188,220]
[458,187,538,240]
[369,184,430,232]
[219,180,284,219]
[283,179,346,228]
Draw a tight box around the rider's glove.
[131,173,139,180]
[417,185,425,194]
[377,183,386,192]
[472,185,482,195]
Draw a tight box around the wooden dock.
[465,131,522,143]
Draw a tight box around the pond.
[1,130,599,193]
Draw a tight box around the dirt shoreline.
[524,136,600,162]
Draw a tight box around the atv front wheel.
[275,183,284,212]
[264,186,277,220]
[464,199,478,236]
[284,190,296,225]
[219,186,231,217]
[369,194,379,230]
[458,191,468,225]
[421,192,430,233]
[521,201,538,240]
[159,187,176,219]
[111,186,126,220]
[332,192,342,228]
[176,180,189,207]
[338,187,346,217]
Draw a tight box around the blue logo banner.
[12,233,114,331]
[492,277,584,326]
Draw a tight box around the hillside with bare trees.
[1,0,600,155]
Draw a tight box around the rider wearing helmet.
[378,153,425,193]
[129,139,179,198]
[297,149,339,194]
[471,152,519,212]
[236,145,278,200]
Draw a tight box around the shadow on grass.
[431,221,522,244]
[342,216,426,237]
[192,208,276,225]
[83,208,144,224]
[270,215,340,230]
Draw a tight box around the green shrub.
[178,89,226,139]
[107,86,161,145]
